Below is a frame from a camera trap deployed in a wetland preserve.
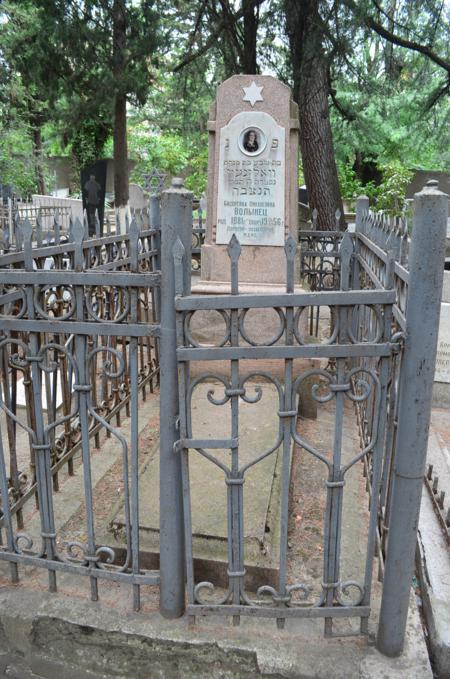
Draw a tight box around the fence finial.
[227,234,241,295]
[129,215,139,270]
[71,217,85,244]
[227,233,241,262]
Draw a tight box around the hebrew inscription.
[216,111,285,246]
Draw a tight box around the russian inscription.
[435,303,450,382]
[215,111,285,246]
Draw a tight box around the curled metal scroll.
[335,580,365,607]
[194,581,232,606]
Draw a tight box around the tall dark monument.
[81,160,107,236]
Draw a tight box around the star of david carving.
[242,81,264,107]
[143,169,167,195]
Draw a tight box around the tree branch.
[343,0,450,75]
[174,6,245,72]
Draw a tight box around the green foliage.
[337,163,377,206]
[0,0,449,209]
[338,160,414,214]
[373,162,413,215]
[0,124,36,196]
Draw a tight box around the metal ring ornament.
[348,304,383,344]
[33,284,76,321]
[85,286,130,323]
[293,306,339,345]
[238,307,285,346]
[184,309,231,348]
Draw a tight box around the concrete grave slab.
[108,381,286,587]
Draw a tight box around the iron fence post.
[159,178,192,618]
[377,180,449,656]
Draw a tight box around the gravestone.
[129,183,147,211]
[198,75,299,290]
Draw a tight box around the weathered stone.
[129,183,147,211]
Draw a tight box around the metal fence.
[0,180,447,659]
[0,211,160,610]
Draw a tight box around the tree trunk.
[284,0,345,230]
[112,0,129,208]
[113,94,129,208]
[242,0,258,73]
[31,125,46,195]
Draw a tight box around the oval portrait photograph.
[239,126,266,156]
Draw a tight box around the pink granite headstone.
[200,75,299,287]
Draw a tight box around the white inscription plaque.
[215,111,285,246]
[435,303,450,383]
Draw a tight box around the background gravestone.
[198,75,299,288]
[129,183,147,211]
[81,159,107,236]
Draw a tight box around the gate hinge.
[390,331,405,354]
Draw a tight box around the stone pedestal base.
[200,243,298,286]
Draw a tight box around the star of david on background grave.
[242,81,264,107]
[143,169,167,195]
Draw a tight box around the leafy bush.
[337,162,377,209]
[373,162,413,215]
[338,160,413,215]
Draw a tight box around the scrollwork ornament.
[0,337,30,372]
[194,581,232,606]
[188,373,233,407]
[335,580,364,607]
[254,583,312,607]
[14,532,34,554]
[88,346,125,381]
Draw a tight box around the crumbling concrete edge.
[416,489,450,678]
[0,584,433,679]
